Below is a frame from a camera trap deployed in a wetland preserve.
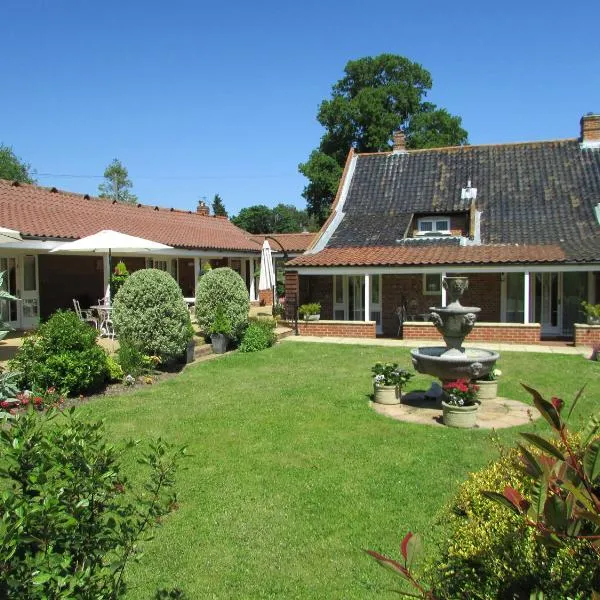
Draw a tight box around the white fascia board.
[306,154,358,254]
[291,264,600,276]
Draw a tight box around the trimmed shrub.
[9,310,108,396]
[106,355,124,382]
[431,447,598,598]
[239,318,276,353]
[113,269,192,362]
[195,267,249,340]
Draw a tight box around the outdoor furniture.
[91,304,115,339]
[73,299,99,329]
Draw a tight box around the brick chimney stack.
[197,200,209,216]
[580,113,600,148]
[392,130,407,153]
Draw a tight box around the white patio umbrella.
[0,227,23,244]
[50,230,173,300]
[258,239,276,303]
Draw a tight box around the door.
[332,275,382,332]
[348,275,364,321]
[534,273,561,337]
[370,274,382,334]
[20,255,40,329]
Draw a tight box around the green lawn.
[77,342,600,599]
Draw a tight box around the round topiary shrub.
[195,267,249,340]
[9,309,108,396]
[113,268,193,362]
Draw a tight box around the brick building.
[285,114,600,344]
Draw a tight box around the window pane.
[371,275,380,304]
[435,220,449,231]
[562,272,587,335]
[419,220,433,232]
[506,272,524,323]
[424,273,440,293]
[335,275,343,303]
[23,256,36,291]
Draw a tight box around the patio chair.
[73,299,99,330]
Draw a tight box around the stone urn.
[374,384,401,405]
[442,400,479,428]
[476,380,498,400]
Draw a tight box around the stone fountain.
[410,277,499,383]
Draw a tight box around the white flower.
[494,369,502,377]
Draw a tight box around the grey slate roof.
[326,140,600,262]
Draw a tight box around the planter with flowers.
[476,368,502,400]
[371,362,414,405]
[299,302,321,321]
[441,379,480,428]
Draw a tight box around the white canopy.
[50,230,173,301]
[0,227,23,244]
[258,240,276,295]
[50,230,172,254]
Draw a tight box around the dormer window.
[417,217,450,235]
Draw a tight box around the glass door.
[370,275,382,333]
[20,255,39,329]
[562,272,587,337]
[348,276,364,321]
[534,273,561,337]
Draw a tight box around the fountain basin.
[411,346,499,381]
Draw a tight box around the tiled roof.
[0,180,261,252]
[311,138,600,266]
[288,244,568,267]
[248,232,317,253]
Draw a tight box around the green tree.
[271,203,310,233]
[0,144,35,183]
[299,54,468,224]
[211,193,228,217]
[232,205,274,234]
[98,158,138,204]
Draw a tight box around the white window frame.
[423,273,442,295]
[416,217,450,235]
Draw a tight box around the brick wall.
[381,273,501,337]
[574,324,600,347]
[259,289,274,306]
[402,322,541,344]
[295,319,376,338]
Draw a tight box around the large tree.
[211,193,228,217]
[299,54,468,223]
[98,158,137,204]
[0,144,35,183]
[232,205,273,234]
[232,203,314,234]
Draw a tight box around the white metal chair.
[95,305,115,339]
[73,299,99,329]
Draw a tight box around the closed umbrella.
[258,240,276,303]
[50,230,173,300]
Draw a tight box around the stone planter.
[210,333,228,354]
[374,384,401,405]
[476,379,498,400]
[442,400,479,428]
[185,341,195,364]
[304,314,321,321]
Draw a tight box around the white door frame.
[533,272,562,337]
[333,274,382,333]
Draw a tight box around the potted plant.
[441,379,480,428]
[581,301,600,325]
[299,302,321,321]
[209,306,231,354]
[476,368,501,400]
[371,362,414,405]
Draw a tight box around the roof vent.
[170,207,174,212]
[461,179,477,201]
[112,200,118,205]
[154,206,159,211]
[11,181,20,187]
[50,187,58,193]
[137,203,142,208]
[83,194,90,200]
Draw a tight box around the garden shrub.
[9,310,108,396]
[430,446,598,599]
[195,267,249,341]
[113,268,192,362]
[106,355,124,382]
[239,318,276,353]
[0,408,186,599]
[116,342,160,377]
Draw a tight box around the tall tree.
[211,193,228,217]
[271,203,310,233]
[232,205,273,234]
[98,159,137,204]
[299,54,468,224]
[0,144,35,183]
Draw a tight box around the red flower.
[20,397,29,406]
[33,397,43,406]
[551,396,564,413]
[0,401,9,409]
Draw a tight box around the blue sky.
[2,0,598,216]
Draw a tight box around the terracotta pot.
[374,384,401,405]
[476,380,498,400]
[442,400,479,428]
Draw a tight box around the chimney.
[196,200,209,216]
[580,113,600,149]
[392,130,407,153]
